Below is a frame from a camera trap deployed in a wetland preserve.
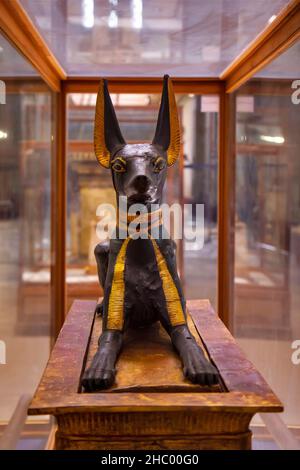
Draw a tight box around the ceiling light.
[0,130,8,139]
[268,15,277,24]
[260,135,284,144]
[108,10,118,28]
[82,0,94,28]
[132,0,143,29]
[118,94,149,106]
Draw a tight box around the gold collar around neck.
[117,207,163,233]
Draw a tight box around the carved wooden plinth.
[28,299,283,450]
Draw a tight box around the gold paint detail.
[117,209,163,235]
[111,157,126,165]
[107,209,185,330]
[167,79,181,166]
[153,156,166,173]
[111,157,127,173]
[118,208,162,224]
[151,238,186,326]
[107,238,130,329]
[94,79,111,168]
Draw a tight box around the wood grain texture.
[51,84,67,339]
[217,90,236,328]
[64,78,223,94]
[55,431,252,450]
[28,299,283,450]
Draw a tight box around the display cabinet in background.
[0,81,53,336]
[17,92,53,335]
[234,90,293,338]
[0,32,54,425]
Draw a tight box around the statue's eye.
[153,157,166,173]
[111,158,126,173]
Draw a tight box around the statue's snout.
[132,175,151,194]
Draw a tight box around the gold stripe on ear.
[94,79,111,168]
[167,79,181,166]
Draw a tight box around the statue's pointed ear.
[152,75,180,166]
[94,79,126,168]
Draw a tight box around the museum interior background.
[0,0,300,450]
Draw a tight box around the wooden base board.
[28,299,283,450]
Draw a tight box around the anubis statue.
[81,75,219,391]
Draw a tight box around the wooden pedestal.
[28,299,283,450]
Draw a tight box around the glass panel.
[181,95,219,306]
[256,41,300,78]
[66,92,218,309]
[0,33,54,425]
[20,0,287,76]
[234,41,300,430]
[0,35,38,77]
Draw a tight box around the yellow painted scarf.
[106,210,186,330]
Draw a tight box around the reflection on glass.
[20,0,287,76]
[66,92,218,308]
[181,95,219,306]
[0,33,53,425]
[0,34,38,77]
[234,42,300,429]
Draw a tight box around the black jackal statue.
[81,75,219,391]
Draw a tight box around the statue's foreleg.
[82,239,127,391]
[94,241,109,316]
[155,239,219,387]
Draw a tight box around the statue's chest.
[114,238,164,326]
[124,238,162,295]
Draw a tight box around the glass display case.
[17,91,53,334]
[233,41,300,428]
[0,32,55,424]
[0,0,299,450]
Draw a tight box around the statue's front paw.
[184,359,219,386]
[81,366,115,391]
[82,330,122,391]
[182,344,219,386]
[81,346,116,391]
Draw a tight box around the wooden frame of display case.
[1,0,299,339]
[220,0,300,91]
[0,0,66,90]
